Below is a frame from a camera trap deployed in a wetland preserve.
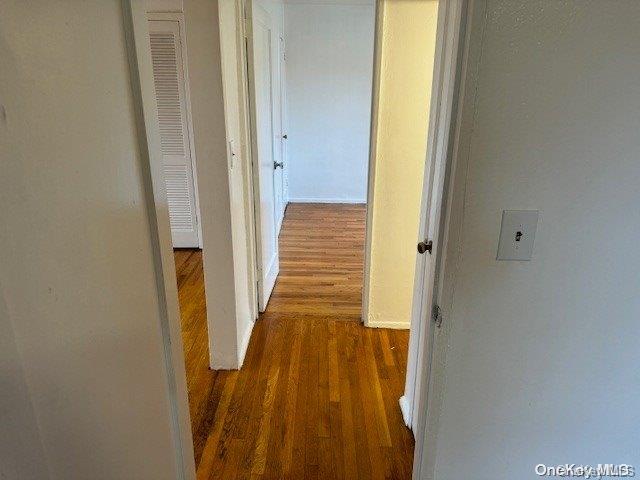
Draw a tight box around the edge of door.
[411,0,473,479]
[403,0,455,435]
[219,0,260,321]
[234,0,260,321]
[122,1,197,478]
[243,0,268,312]
[276,33,288,235]
[243,0,284,313]
[362,0,385,327]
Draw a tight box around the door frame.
[235,0,471,476]
[362,4,470,463]
[244,0,281,312]
[276,33,288,234]
[148,11,203,249]
[123,0,470,477]
[400,0,468,430]
[219,0,261,323]
[409,0,471,479]
[122,1,197,478]
[361,0,385,327]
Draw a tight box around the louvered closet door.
[149,19,200,248]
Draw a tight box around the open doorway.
[196,0,439,477]
[246,0,376,314]
[132,0,463,477]
[144,7,217,466]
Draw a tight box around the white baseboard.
[276,212,284,236]
[399,395,412,428]
[366,319,410,329]
[288,196,366,204]
[237,321,254,369]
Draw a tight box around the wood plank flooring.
[174,203,414,480]
[267,203,366,321]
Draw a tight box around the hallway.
[175,204,414,479]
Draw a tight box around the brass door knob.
[417,240,433,254]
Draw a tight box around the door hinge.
[432,304,443,328]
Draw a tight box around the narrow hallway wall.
[284,3,375,203]
[366,0,439,328]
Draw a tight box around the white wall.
[284,3,374,203]
[0,1,192,478]
[145,0,252,370]
[366,0,439,329]
[429,1,640,478]
[184,0,247,369]
[218,0,260,366]
[0,294,49,479]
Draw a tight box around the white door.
[248,3,280,310]
[148,19,200,248]
[274,35,287,233]
[403,1,466,477]
[402,0,464,433]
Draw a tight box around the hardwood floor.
[174,247,216,457]
[174,203,414,480]
[268,203,366,321]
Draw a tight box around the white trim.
[279,34,290,207]
[399,395,411,428]
[362,0,384,326]
[122,1,196,478]
[245,0,283,312]
[414,0,482,476]
[403,0,455,435]
[235,0,260,322]
[219,0,259,322]
[366,319,410,330]
[237,321,254,367]
[276,200,287,234]
[410,1,470,479]
[276,34,288,233]
[263,251,278,305]
[175,13,203,249]
[287,197,366,204]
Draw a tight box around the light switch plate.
[497,210,539,261]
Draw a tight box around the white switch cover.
[497,210,539,261]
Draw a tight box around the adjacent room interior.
[251,0,375,313]
[145,0,439,477]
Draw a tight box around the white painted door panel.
[149,19,200,248]
[274,35,286,233]
[250,3,280,310]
